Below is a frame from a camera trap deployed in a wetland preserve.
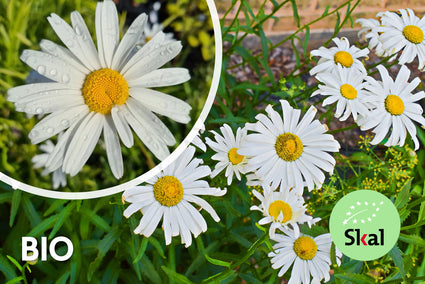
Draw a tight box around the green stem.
[202,232,268,283]
[168,242,176,284]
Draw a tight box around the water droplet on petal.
[62,74,70,83]
[47,127,54,134]
[35,107,43,114]
[75,26,82,35]
[50,69,57,76]
[37,65,46,75]
[30,130,39,138]
[61,119,70,127]
[66,40,74,47]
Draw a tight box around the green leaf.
[388,245,405,281]
[9,189,21,227]
[148,236,166,259]
[204,254,231,268]
[27,214,59,237]
[87,227,120,281]
[49,202,75,239]
[80,208,111,232]
[395,179,412,209]
[161,266,194,284]
[133,237,149,263]
[290,0,300,27]
[5,277,25,284]
[6,256,22,272]
[0,253,18,280]
[335,273,375,283]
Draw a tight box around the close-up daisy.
[312,64,372,121]
[268,228,342,283]
[122,146,226,247]
[356,18,387,57]
[358,65,425,150]
[310,37,369,75]
[238,100,340,192]
[250,184,318,238]
[205,124,248,185]
[376,8,425,69]
[31,140,67,189]
[7,0,191,179]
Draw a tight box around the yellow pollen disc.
[153,176,184,207]
[82,68,129,115]
[385,94,405,115]
[334,51,353,67]
[275,133,303,162]
[268,200,293,223]
[228,148,244,165]
[402,25,424,44]
[293,236,318,260]
[340,84,357,100]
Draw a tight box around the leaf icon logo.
[342,201,384,225]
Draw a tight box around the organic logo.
[330,190,400,261]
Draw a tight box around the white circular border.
[0,0,222,200]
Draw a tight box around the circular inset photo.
[0,0,222,199]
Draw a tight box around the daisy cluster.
[310,10,425,151]
[124,97,342,282]
[191,99,340,283]
[8,0,191,188]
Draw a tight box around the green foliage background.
[1,0,425,283]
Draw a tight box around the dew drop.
[75,26,82,35]
[30,130,39,138]
[47,127,54,134]
[52,16,62,25]
[50,69,57,76]
[37,65,46,75]
[62,74,70,83]
[66,40,74,47]
[61,119,70,127]
[35,107,43,114]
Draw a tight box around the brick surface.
[218,0,425,34]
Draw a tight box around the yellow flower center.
[153,176,184,207]
[82,68,129,115]
[293,236,318,260]
[385,94,405,115]
[275,133,303,162]
[402,25,424,44]
[334,51,353,67]
[268,200,293,223]
[228,148,244,165]
[340,84,357,100]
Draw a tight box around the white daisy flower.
[358,65,425,150]
[7,0,191,179]
[122,146,226,248]
[312,65,371,121]
[238,100,340,193]
[356,18,387,56]
[250,184,319,238]
[32,140,67,189]
[205,124,247,185]
[269,228,342,283]
[310,37,369,75]
[376,8,425,69]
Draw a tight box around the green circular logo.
[330,190,400,261]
